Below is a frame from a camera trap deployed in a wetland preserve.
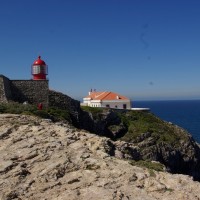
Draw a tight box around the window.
[106,104,110,108]
[123,104,127,109]
[32,65,46,74]
[32,66,40,74]
[40,65,46,74]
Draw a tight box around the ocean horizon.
[133,100,200,143]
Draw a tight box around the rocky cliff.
[79,108,200,181]
[1,114,200,200]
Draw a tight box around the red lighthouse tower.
[31,56,48,80]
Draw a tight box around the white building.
[82,91,131,109]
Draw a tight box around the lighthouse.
[31,56,48,80]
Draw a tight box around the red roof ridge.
[84,91,130,101]
[100,91,111,100]
[94,91,107,99]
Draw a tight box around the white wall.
[83,98,131,109]
[101,100,131,109]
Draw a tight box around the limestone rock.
[0,114,200,200]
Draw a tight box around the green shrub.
[46,107,70,122]
[118,110,188,145]
[129,160,164,172]
[0,102,36,114]
[81,106,103,114]
[32,110,50,119]
[0,102,70,122]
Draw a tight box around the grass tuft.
[0,102,70,122]
[129,160,165,172]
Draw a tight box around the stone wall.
[10,80,49,107]
[49,90,81,125]
[0,75,7,103]
[0,75,12,103]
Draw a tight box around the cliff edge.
[79,108,200,181]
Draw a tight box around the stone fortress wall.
[0,75,13,103]
[0,75,49,107]
[11,80,49,107]
[0,74,80,122]
[48,90,81,125]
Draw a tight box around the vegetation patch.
[81,106,103,114]
[0,102,70,122]
[118,110,188,145]
[81,106,105,120]
[129,160,165,172]
[108,125,121,132]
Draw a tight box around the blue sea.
[133,100,200,143]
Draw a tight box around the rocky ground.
[0,114,200,200]
[80,109,200,180]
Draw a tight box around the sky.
[0,0,200,101]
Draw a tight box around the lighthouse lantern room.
[32,56,48,80]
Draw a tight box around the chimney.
[89,89,92,95]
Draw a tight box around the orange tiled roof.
[85,91,129,101]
